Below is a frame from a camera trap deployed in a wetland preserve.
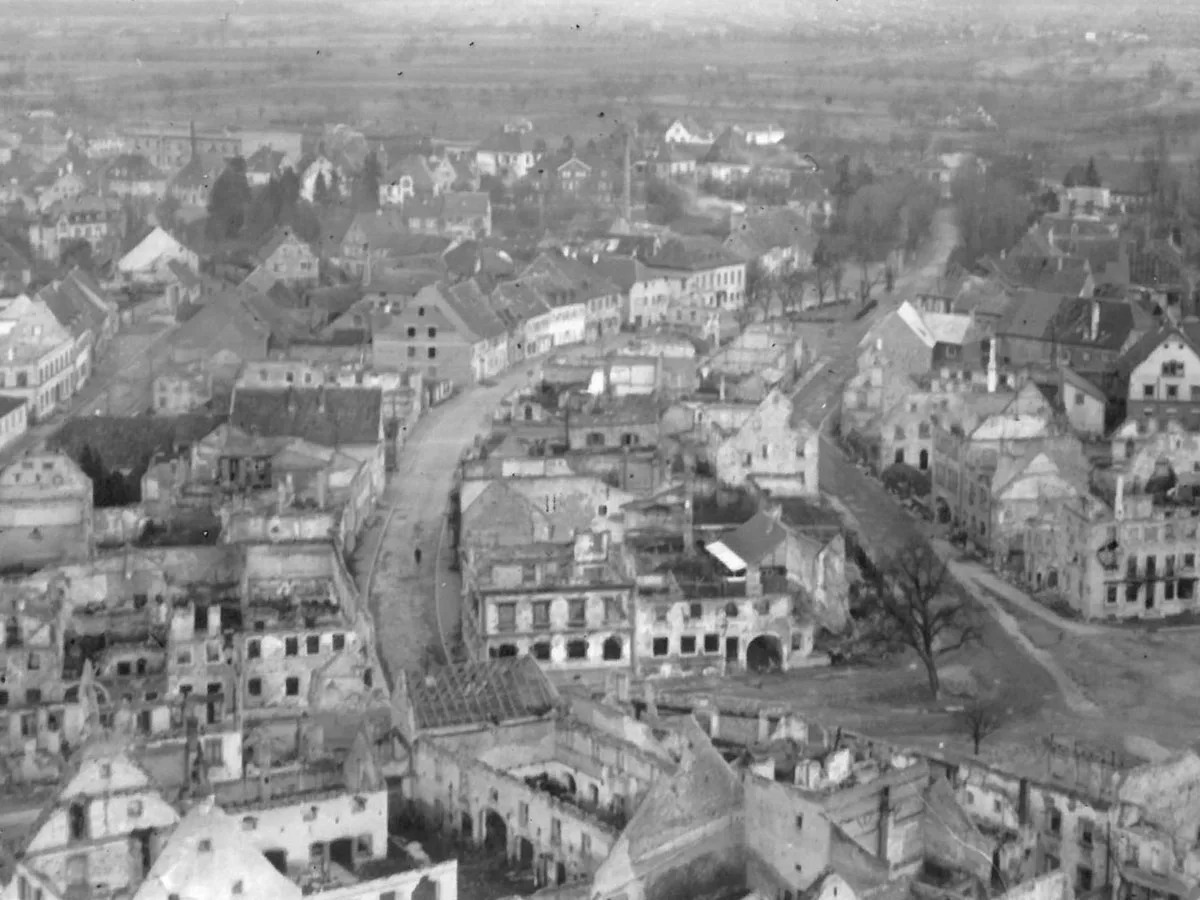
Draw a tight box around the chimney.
[1057,256,1064,272]
[318,385,327,414]
[683,463,696,556]
[719,374,726,402]
[276,481,286,516]
[986,339,998,394]
[317,470,327,509]
[1115,475,1125,521]
[1091,300,1100,342]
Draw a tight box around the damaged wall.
[742,774,830,894]
[226,788,389,868]
[922,776,994,884]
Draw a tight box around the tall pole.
[623,128,632,223]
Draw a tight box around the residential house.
[152,359,214,415]
[858,301,984,379]
[522,251,624,339]
[663,117,716,145]
[449,156,481,192]
[402,192,492,240]
[27,158,89,212]
[557,155,593,195]
[0,451,93,570]
[698,127,757,185]
[104,153,168,199]
[442,239,517,286]
[641,143,699,182]
[931,381,1085,564]
[0,294,79,422]
[36,268,119,390]
[1058,366,1107,437]
[474,130,538,179]
[166,152,224,207]
[489,278,553,362]
[736,123,787,146]
[229,382,387,500]
[117,226,200,283]
[643,237,747,317]
[163,291,274,389]
[0,238,34,295]
[379,154,440,206]
[725,207,817,278]
[995,293,1146,378]
[28,196,123,262]
[1114,322,1200,432]
[1127,240,1200,318]
[711,389,819,496]
[1055,158,1152,213]
[124,122,242,170]
[461,531,637,670]
[987,254,1096,298]
[590,255,681,328]
[244,145,293,186]
[250,226,320,286]
[0,395,27,452]
[338,209,410,278]
[371,280,509,386]
[1023,472,1200,620]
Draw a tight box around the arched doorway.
[602,636,623,661]
[483,809,507,855]
[745,635,782,672]
[918,448,929,471]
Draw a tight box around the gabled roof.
[131,799,300,900]
[443,278,508,340]
[443,240,515,280]
[1060,365,1106,402]
[383,153,436,189]
[245,145,289,174]
[643,235,744,272]
[104,153,165,182]
[36,269,114,339]
[520,252,623,302]
[442,191,490,219]
[255,225,314,264]
[169,152,225,189]
[490,279,552,331]
[991,254,1092,295]
[1115,320,1200,381]
[345,209,409,248]
[894,301,937,348]
[230,386,383,446]
[404,656,558,732]
[705,511,788,571]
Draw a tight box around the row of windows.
[488,635,624,662]
[651,633,722,657]
[247,632,348,659]
[1104,579,1198,605]
[494,597,626,632]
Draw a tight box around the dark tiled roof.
[520,252,622,302]
[405,657,558,731]
[255,226,315,265]
[230,386,383,446]
[0,396,24,417]
[442,279,507,340]
[994,255,1092,295]
[49,414,224,473]
[707,510,788,568]
[105,153,166,182]
[1115,321,1200,382]
[643,235,744,271]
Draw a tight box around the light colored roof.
[131,798,300,900]
[896,301,936,348]
[117,226,190,275]
[921,311,976,345]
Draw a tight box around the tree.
[360,150,381,211]
[741,259,775,324]
[812,237,841,304]
[780,268,807,314]
[644,177,686,224]
[957,691,1011,755]
[950,170,1035,270]
[205,156,252,241]
[867,538,979,699]
[842,183,902,305]
[312,172,329,207]
[1083,157,1101,188]
[59,238,94,271]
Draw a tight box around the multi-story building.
[0,395,27,452]
[590,255,680,328]
[566,394,662,452]
[251,226,320,285]
[104,153,168,200]
[27,196,123,262]
[402,191,493,240]
[124,123,243,172]
[643,236,748,314]
[1024,471,1200,620]
[711,389,819,496]
[0,295,79,422]
[522,251,624,340]
[461,531,637,671]
[1114,321,1200,431]
[995,293,1144,379]
[152,360,213,415]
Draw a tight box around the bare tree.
[957,692,1011,755]
[740,259,775,325]
[868,538,979,699]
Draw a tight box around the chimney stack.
[1115,475,1125,521]
[683,462,696,556]
[317,470,327,509]
[276,481,286,516]
[1091,300,1100,342]
[1057,256,1064,272]
[986,339,998,394]
[719,374,726,402]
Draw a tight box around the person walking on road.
[414,547,422,566]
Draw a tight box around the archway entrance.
[460,811,473,841]
[483,809,507,855]
[745,635,782,672]
[517,837,535,869]
[918,448,929,471]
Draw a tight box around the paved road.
[789,207,959,425]
[361,366,544,683]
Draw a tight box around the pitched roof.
[894,301,937,348]
[993,255,1092,295]
[254,225,314,265]
[443,191,490,219]
[245,145,288,174]
[995,291,1069,341]
[643,235,744,271]
[104,153,165,182]
[131,799,300,900]
[168,290,273,355]
[1060,365,1106,402]
[1116,320,1200,381]
[430,279,507,341]
[404,656,558,732]
[346,209,409,248]
[621,719,742,861]
[230,386,382,446]
[520,252,623,302]
[490,279,552,331]
[383,154,436,189]
[36,270,113,339]
[705,511,788,571]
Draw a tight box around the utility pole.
[623,127,632,224]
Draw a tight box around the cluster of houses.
[839,155,1200,621]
